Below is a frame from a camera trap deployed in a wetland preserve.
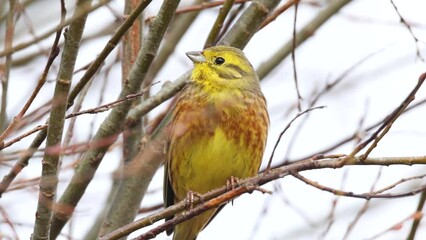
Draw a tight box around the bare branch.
[266,106,325,170]
[204,0,235,48]
[366,212,423,240]
[0,0,64,145]
[0,0,112,57]
[347,72,426,162]
[390,0,424,62]
[101,154,426,240]
[260,0,300,28]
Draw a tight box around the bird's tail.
[172,209,216,240]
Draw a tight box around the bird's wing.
[164,147,176,235]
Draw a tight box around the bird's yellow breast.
[170,126,258,198]
[168,85,268,200]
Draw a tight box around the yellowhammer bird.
[164,45,269,240]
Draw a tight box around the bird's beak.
[186,51,206,63]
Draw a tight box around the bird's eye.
[214,57,225,65]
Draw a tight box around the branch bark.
[101,155,426,240]
[32,0,88,239]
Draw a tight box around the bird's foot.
[226,176,242,206]
[185,190,203,209]
[226,176,240,191]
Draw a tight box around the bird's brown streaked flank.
[164,45,269,240]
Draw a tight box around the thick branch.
[96,0,146,237]
[32,0,87,239]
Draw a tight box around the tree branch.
[0,0,112,57]
[204,0,235,48]
[32,0,86,238]
[101,154,426,240]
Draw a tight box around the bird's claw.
[185,190,203,209]
[226,176,240,190]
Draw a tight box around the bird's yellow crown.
[186,46,260,94]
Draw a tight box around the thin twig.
[68,82,159,119]
[138,203,163,214]
[347,72,426,162]
[260,0,300,29]
[19,1,51,57]
[281,47,386,164]
[0,0,64,145]
[343,168,382,240]
[293,170,426,200]
[407,189,426,240]
[291,2,302,111]
[282,97,426,166]
[366,212,423,240]
[0,206,19,240]
[0,0,16,133]
[318,169,349,240]
[1,83,157,150]
[145,0,250,24]
[266,106,325,170]
[389,0,424,62]
[0,0,112,57]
